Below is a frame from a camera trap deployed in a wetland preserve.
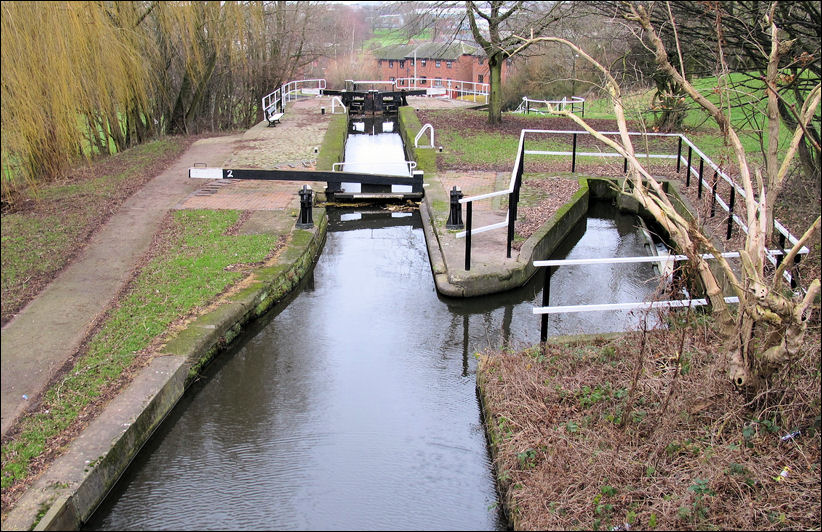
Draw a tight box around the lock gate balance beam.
[189,167,424,201]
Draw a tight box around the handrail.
[395,78,489,103]
[414,124,435,148]
[517,96,585,116]
[332,160,417,177]
[261,79,326,119]
[454,127,809,279]
[331,96,346,114]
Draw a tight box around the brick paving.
[178,97,333,212]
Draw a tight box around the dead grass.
[478,310,821,530]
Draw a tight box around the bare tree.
[510,2,820,391]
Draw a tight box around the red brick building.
[373,41,507,89]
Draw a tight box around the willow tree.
[511,3,820,391]
[1,1,152,202]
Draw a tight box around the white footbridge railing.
[261,78,326,121]
[395,78,489,103]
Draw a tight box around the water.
[85,120,661,530]
[340,118,412,193]
[85,203,659,531]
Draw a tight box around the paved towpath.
[0,136,245,436]
[0,95,478,438]
[0,98,336,437]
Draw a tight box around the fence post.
[791,254,801,289]
[776,232,786,267]
[623,157,628,174]
[581,100,585,117]
[507,191,516,258]
[676,137,682,173]
[507,141,525,258]
[686,145,692,187]
[540,266,551,342]
[710,171,718,217]
[697,158,704,198]
[571,133,578,173]
[465,201,472,271]
[727,186,736,240]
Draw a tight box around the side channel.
[85,117,661,530]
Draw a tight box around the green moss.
[399,107,436,174]
[316,114,347,171]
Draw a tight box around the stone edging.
[419,179,590,297]
[3,210,327,531]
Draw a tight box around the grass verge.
[478,315,821,530]
[1,137,192,325]
[1,209,282,507]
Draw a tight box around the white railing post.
[414,124,434,148]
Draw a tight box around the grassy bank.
[1,208,283,503]
[1,137,192,325]
[478,322,821,530]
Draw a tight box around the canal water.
[85,119,660,531]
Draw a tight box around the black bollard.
[297,185,314,229]
[446,186,464,229]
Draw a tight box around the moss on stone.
[316,114,347,171]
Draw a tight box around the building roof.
[374,41,477,61]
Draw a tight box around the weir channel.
[85,119,661,530]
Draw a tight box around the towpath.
[1,94,480,439]
[0,99,331,437]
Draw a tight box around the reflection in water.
[86,203,661,531]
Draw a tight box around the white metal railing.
[394,78,489,103]
[331,96,346,114]
[345,79,397,91]
[535,297,740,315]
[455,128,809,282]
[515,96,585,115]
[332,160,417,177]
[261,79,326,120]
[415,124,435,148]
[531,251,755,340]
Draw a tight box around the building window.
[478,57,484,65]
[435,60,441,68]
[399,60,405,68]
[446,61,452,69]
[421,76,427,84]
[421,59,426,67]
[389,76,396,82]
[434,77,442,87]
[388,60,394,68]
[478,74,484,84]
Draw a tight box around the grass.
[398,106,436,174]
[363,28,433,49]
[579,71,820,163]
[1,209,281,493]
[316,113,348,171]
[1,137,191,324]
[438,131,521,166]
[478,318,821,530]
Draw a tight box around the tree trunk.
[487,55,503,125]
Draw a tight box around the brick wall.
[376,54,505,86]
